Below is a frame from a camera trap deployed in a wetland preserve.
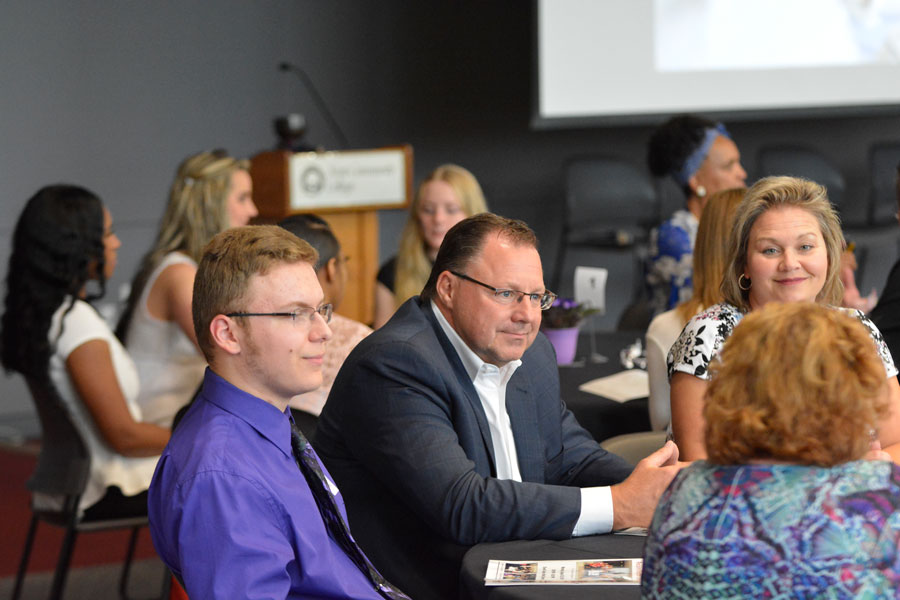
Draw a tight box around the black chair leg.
[49,524,79,600]
[118,526,141,600]
[11,514,39,600]
[160,566,173,600]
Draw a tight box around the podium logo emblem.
[300,166,325,195]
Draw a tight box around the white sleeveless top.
[125,252,206,427]
[48,298,159,512]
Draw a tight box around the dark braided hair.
[646,114,718,198]
[1,185,107,377]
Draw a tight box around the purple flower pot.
[542,326,579,365]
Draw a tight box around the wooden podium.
[250,145,412,326]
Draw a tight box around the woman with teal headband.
[645,114,747,315]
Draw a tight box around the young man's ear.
[209,315,242,356]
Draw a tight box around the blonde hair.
[393,164,488,304]
[675,188,744,322]
[721,176,844,311]
[192,225,317,363]
[705,302,888,466]
[117,150,249,341]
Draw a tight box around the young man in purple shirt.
[148,225,407,599]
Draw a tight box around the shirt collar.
[199,368,294,458]
[430,300,522,382]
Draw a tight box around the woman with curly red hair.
[643,302,900,597]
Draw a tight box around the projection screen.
[534,0,900,127]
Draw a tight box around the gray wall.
[2,1,899,434]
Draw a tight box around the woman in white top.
[1,185,169,518]
[117,150,257,427]
[645,188,744,430]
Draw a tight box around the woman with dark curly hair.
[645,114,747,314]
[1,185,168,519]
[643,302,900,598]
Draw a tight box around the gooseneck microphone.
[279,61,350,149]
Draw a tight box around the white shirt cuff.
[572,486,614,536]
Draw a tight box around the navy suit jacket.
[315,297,633,600]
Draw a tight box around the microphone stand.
[279,61,350,149]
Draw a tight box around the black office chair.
[846,142,900,294]
[868,141,900,226]
[12,377,154,600]
[554,156,658,330]
[756,145,847,213]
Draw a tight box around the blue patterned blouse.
[642,460,900,599]
[646,209,699,315]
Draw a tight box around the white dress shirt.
[431,302,614,535]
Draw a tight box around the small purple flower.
[543,297,591,329]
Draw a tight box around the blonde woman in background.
[117,150,257,427]
[373,164,488,329]
[645,188,744,431]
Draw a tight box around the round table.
[558,330,651,441]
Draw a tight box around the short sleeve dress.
[668,302,898,380]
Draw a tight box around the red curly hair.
[705,302,889,466]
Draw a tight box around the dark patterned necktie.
[289,424,410,600]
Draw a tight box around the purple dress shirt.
[148,368,389,599]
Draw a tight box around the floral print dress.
[667,302,898,380]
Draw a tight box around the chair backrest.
[868,142,900,226]
[24,377,91,500]
[756,145,846,212]
[555,156,658,328]
[616,299,654,332]
[563,156,659,246]
[644,309,684,431]
[843,224,900,298]
[600,431,668,467]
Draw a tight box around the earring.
[738,274,752,291]
[696,185,707,198]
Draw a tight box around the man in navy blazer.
[316,213,680,600]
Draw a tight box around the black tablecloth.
[460,534,646,600]
[558,331,651,442]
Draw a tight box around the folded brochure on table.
[484,557,642,585]
[578,369,648,403]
